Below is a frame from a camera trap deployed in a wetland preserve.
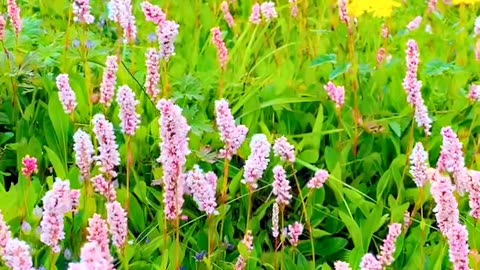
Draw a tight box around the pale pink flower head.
[158,20,180,61]
[211,27,229,70]
[235,256,247,270]
[271,202,279,238]
[0,15,6,41]
[468,170,480,219]
[272,166,292,206]
[334,261,352,270]
[446,223,470,270]
[360,253,382,270]
[106,201,128,248]
[260,2,278,22]
[108,0,137,43]
[406,16,422,31]
[0,210,12,254]
[249,3,261,25]
[469,84,480,102]
[3,239,34,270]
[215,99,248,160]
[116,85,140,136]
[73,241,111,269]
[145,48,161,100]
[141,1,166,25]
[287,222,303,247]
[86,214,110,250]
[324,81,345,109]
[437,127,465,175]
[21,155,38,178]
[73,129,94,180]
[378,223,402,266]
[428,0,438,13]
[241,230,254,253]
[273,136,295,163]
[242,134,271,190]
[185,165,218,215]
[289,0,299,18]
[381,25,389,39]
[91,175,117,202]
[92,114,120,179]
[338,0,350,26]
[72,0,94,24]
[7,0,22,36]
[56,74,77,114]
[221,1,235,28]
[377,47,387,66]
[99,55,119,107]
[429,169,459,235]
[409,142,429,187]
[307,170,329,189]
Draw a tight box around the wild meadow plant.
[3,0,480,269]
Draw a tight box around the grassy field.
[1,0,480,269]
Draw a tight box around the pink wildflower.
[21,155,38,178]
[211,27,229,70]
[156,99,191,220]
[307,170,329,189]
[108,0,136,43]
[289,0,299,18]
[221,1,235,28]
[242,230,254,253]
[92,114,120,179]
[338,0,350,26]
[260,2,278,22]
[381,25,389,39]
[73,129,94,180]
[429,169,460,235]
[87,214,109,250]
[91,175,117,202]
[272,166,292,206]
[272,202,279,238]
[409,142,429,187]
[68,242,112,269]
[242,134,271,190]
[158,20,180,61]
[185,165,218,215]
[273,136,295,163]
[72,0,94,24]
[7,0,22,36]
[249,3,261,25]
[468,170,480,219]
[360,254,382,270]
[99,56,119,107]
[56,74,77,114]
[145,48,161,100]
[214,99,248,160]
[428,0,438,13]
[106,201,128,249]
[287,222,303,247]
[446,223,470,270]
[324,81,345,109]
[0,211,12,255]
[116,85,140,136]
[334,261,352,270]
[378,223,402,266]
[0,15,5,41]
[437,127,468,194]
[406,16,422,31]
[377,48,387,66]
[402,39,432,135]
[3,239,34,270]
[141,1,166,25]
[235,256,247,270]
[469,84,480,102]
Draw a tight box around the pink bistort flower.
[287,222,303,247]
[446,223,470,270]
[242,134,271,190]
[108,0,137,43]
[215,99,248,160]
[334,261,352,270]
[289,0,299,18]
[141,1,166,25]
[92,114,120,179]
[469,84,480,102]
[21,155,38,178]
[116,85,140,136]
[429,169,459,235]
[242,230,254,253]
[212,27,229,70]
[221,1,235,28]
[145,48,161,100]
[72,0,94,24]
[324,81,345,109]
[378,223,402,267]
[158,20,180,61]
[273,136,295,163]
[409,142,429,187]
[338,0,350,26]
[3,239,34,270]
[56,74,77,114]
[7,0,22,36]
[260,2,278,22]
[272,166,292,206]
[106,201,128,249]
[68,242,112,269]
[0,210,12,255]
[185,165,218,215]
[91,175,117,202]
[73,129,94,180]
[249,3,261,25]
[468,170,480,219]
[360,253,382,270]
[99,56,119,107]
[307,170,329,189]
[406,16,422,31]
[0,15,6,41]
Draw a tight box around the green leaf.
[424,59,461,76]
[298,149,319,163]
[311,54,337,67]
[329,63,352,80]
[44,146,67,179]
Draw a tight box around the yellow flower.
[349,0,401,18]
[452,0,480,4]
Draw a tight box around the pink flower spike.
[69,242,112,269]
[334,261,352,270]
[260,2,278,22]
[249,3,261,25]
[3,239,34,270]
[287,222,303,247]
[221,1,235,28]
[468,170,480,219]
[91,175,117,202]
[437,127,468,194]
[0,15,6,41]
[116,85,140,136]
[446,223,470,270]
[92,114,120,179]
[338,0,350,26]
[72,0,94,24]
[145,48,161,100]
[377,48,387,66]
[211,27,229,70]
[428,0,438,13]
[469,84,480,102]
[185,165,218,215]
[73,129,94,181]
[21,155,38,178]
[235,256,247,270]
[158,20,180,61]
[56,74,77,115]
[406,16,422,31]
[99,55,119,107]
[273,136,295,163]
[272,202,279,238]
[324,81,345,109]
[242,134,271,190]
[378,223,402,267]
[0,210,12,255]
[141,1,166,25]
[429,169,460,235]
[360,253,382,270]
[110,0,137,43]
[106,201,128,249]
[215,99,248,160]
[289,0,299,18]
[87,214,109,251]
[7,0,22,36]
[242,230,254,253]
[272,166,292,206]
[409,142,429,188]
[307,170,329,189]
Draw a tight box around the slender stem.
[291,164,315,269]
[219,70,225,99]
[208,215,214,266]
[51,250,58,270]
[126,136,132,214]
[246,190,253,231]
[347,25,359,158]
[63,2,73,72]
[219,158,230,248]
[175,217,181,269]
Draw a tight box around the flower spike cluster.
[215,99,248,160]
[242,134,271,190]
[92,114,120,179]
[145,48,161,100]
[141,1,166,25]
[72,0,94,24]
[116,85,140,136]
[273,136,295,163]
[108,0,137,43]
[21,155,38,178]
[185,165,218,215]
[158,20,180,61]
[106,201,128,248]
[73,129,94,180]
[99,56,119,107]
[272,166,292,206]
[221,1,235,28]
[324,81,345,109]
[7,0,22,36]
[409,142,429,187]
[56,74,77,115]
